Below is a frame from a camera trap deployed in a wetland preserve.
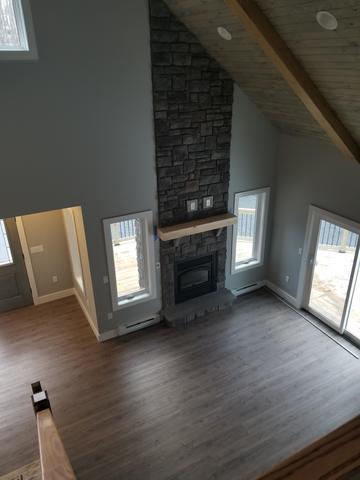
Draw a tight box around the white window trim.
[231,187,270,275]
[103,210,157,311]
[0,0,38,60]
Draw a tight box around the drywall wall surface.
[226,84,279,291]
[0,0,160,332]
[268,134,360,299]
[21,209,73,296]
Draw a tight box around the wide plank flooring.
[1,289,360,479]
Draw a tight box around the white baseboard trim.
[98,328,119,342]
[98,314,161,342]
[265,280,301,309]
[35,288,75,305]
[73,289,100,341]
[231,280,265,297]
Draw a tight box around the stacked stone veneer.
[150,0,234,309]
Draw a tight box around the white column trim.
[15,216,39,304]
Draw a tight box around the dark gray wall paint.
[268,134,360,299]
[226,85,279,291]
[0,0,160,332]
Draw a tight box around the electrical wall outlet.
[285,275,290,283]
[103,276,109,284]
[187,199,198,213]
[203,196,213,209]
[52,275,58,283]
[298,247,303,256]
[107,312,113,320]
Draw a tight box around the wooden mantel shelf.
[157,213,237,241]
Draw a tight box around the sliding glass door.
[303,207,360,342]
[345,260,360,341]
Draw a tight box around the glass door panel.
[345,263,360,340]
[308,219,359,329]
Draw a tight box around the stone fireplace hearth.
[150,0,235,323]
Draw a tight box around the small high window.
[231,187,270,273]
[0,0,37,59]
[103,211,156,310]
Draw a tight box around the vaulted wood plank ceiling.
[163,0,360,147]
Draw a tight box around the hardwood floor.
[1,290,360,479]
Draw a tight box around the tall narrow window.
[103,211,156,310]
[0,219,13,266]
[0,0,37,59]
[231,188,270,273]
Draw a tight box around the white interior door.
[303,207,360,335]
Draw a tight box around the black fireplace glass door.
[180,268,210,290]
[175,254,217,303]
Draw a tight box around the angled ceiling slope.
[164,0,360,159]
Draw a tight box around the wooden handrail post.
[31,381,76,480]
[31,381,51,414]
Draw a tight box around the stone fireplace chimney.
[150,0,235,324]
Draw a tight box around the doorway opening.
[0,217,32,312]
[0,207,98,337]
[301,206,360,345]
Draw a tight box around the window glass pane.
[0,219,13,266]
[110,218,146,299]
[236,194,258,265]
[0,0,21,49]
[309,220,358,326]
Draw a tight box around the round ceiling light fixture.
[217,26,232,41]
[316,11,338,31]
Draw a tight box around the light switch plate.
[30,245,44,254]
[187,199,198,212]
[203,196,213,209]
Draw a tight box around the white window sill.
[115,291,152,311]
[232,260,262,274]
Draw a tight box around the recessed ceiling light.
[217,26,232,41]
[316,11,338,31]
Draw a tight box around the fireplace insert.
[174,254,217,303]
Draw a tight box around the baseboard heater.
[235,283,257,292]
[232,281,264,296]
[126,317,157,329]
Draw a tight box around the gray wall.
[268,134,360,299]
[21,209,73,296]
[226,85,279,291]
[0,0,160,333]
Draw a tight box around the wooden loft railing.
[31,382,76,480]
[256,415,360,479]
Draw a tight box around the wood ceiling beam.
[225,0,360,162]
